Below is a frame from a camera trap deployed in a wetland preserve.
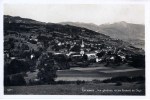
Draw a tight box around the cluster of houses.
[4,29,129,71]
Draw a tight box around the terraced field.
[56,64,144,81]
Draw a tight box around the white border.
[0,0,150,100]
[1,0,148,4]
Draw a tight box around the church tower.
[80,40,85,56]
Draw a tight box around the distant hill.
[4,15,45,24]
[4,15,109,39]
[60,21,145,49]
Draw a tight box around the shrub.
[56,80,72,84]
[102,78,111,83]
[92,79,101,83]
[76,80,85,85]
[110,76,131,82]
[28,79,42,85]
[10,74,26,86]
[128,54,145,68]
[5,59,30,75]
[4,76,11,86]
[54,54,70,70]
[115,82,122,86]
[131,76,145,82]
[102,76,145,83]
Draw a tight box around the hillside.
[60,21,145,49]
[4,15,145,63]
[4,15,144,55]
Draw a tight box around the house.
[86,53,97,62]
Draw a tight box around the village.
[4,29,130,70]
[4,15,145,95]
[4,28,145,85]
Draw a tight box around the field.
[4,63,145,95]
[56,64,144,81]
[24,63,144,82]
[4,82,145,95]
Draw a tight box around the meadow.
[4,63,145,95]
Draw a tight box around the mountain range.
[60,21,145,49]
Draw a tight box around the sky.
[4,4,145,25]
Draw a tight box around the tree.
[4,76,11,86]
[70,45,81,52]
[37,53,57,84]
[54,54,70,70]
[11,74,26,86]
[128,54,145,68]
[5,59,30,75]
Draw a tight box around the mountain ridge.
[60,21,145,49]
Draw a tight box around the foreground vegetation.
[4,75,145,95]
[4,82,145,95]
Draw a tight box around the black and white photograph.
[1,0,149,97]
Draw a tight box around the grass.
[9,63,144,95]
[24,63,145,82]
[57,64,144,80]
[4,82,145,95]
